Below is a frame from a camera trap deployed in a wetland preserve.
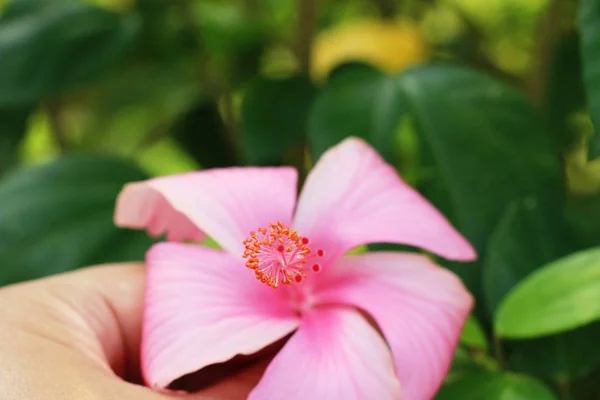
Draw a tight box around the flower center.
[242,221,324,288]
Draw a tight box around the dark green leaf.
[241,76,316,165]
[134,0,188,60]
[508,322,600,379]
[0,107,30,173]
[544,33,585,151]
[310,63,562,305]
[0,154,154,286]
[310,63,560,252]
[0,0,140,106]
[308,64,403,163]
[172,100,239,168]
[446,347,488,383]
[496,247,600,338]
[407,66,561,307]
[435,373,557,400]
[402,65,561,253]
[483,189,600,379]
[483,197,569,314]
[579,0,600,158]
[565,194,600,249]
[199,3,267,88]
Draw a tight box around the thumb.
[0,263,264,400]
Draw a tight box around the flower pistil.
[243,221,324,288]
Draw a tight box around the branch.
[167,0,240,157]
[295,0,317,74]
[526,0,565,106]
[46,101,67,151]
[492,334,508,371]
[556,378,572,400]
[455,14,523,89]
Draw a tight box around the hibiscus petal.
[293,137,476,264]
[314,252,473,400]
[142,242,300,389]
[248,307,402,400]
[115,167,298,255]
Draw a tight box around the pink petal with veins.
[314,252,473,400]
[142,242,300,389]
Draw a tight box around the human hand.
[0,263,265,400]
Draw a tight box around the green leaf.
[198,2,268,89]
[435,373,557,400]
[0,154,154,286]
[309,63,562,302]
[484,193,600,379]
[0,0,140,106]
[446,347,487,383]
[579,0,600,158]
[496,247,600,339]
[482,180,600,378]
[403,65,560,302]
[308,64,403,163]
[310,63,560,250]
[460,315,488,350]
[483,197,569,314]
[508,322,600,379]
[544,33,585,151]
[172,100,239,168]
[0,107,30,173]
[565,194,600,249]
[401,65,560,253]
[241,76,317,165]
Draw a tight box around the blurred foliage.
[2,0,600,398]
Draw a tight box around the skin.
[0,263,265,400]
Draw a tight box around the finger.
[0,263,146,380]
[0,263,268,399]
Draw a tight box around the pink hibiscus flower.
[114,137,476,400]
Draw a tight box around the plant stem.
[220,91,238,140]
[295,0,317,75]
[455,14,522,88]
[46,101,67,151]
[159,0,240,160]
[291,0,317,183]
[526,0,565,106]
[492,334,508,371]
[556,377,572,400]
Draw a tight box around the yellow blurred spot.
[311,19,429,82]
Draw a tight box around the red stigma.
[312,264,321,272]
[317,249,324,257]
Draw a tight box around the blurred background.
[2,0,600,398]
